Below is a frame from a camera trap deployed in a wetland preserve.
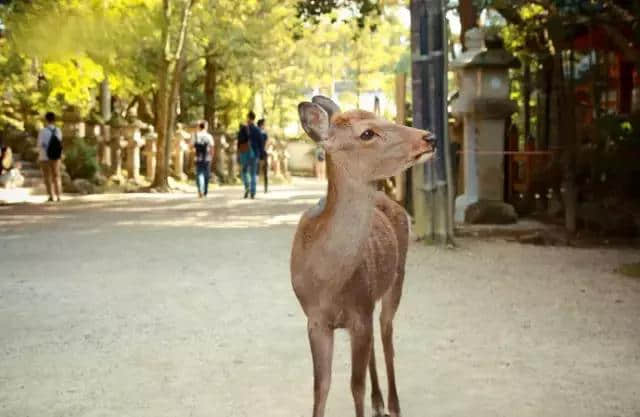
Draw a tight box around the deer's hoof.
[372,405,385,417]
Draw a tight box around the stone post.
[272,140,282,178]
[108,113,127,179]
[85,121,102,166]
[266,142,276,176]
[98,125,112,170]
[172,123,190,180]
[144,129,158,180]
[450,29,519,223]
[280,141,290,179]
[111,128,125,179]
[125,120,145,181]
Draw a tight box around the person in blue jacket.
[237,111,263,199]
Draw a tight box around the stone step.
[21,168,42,178]
[20,161,38,170]
[23,177,44,187]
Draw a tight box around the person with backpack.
[237,111,262,199]
[38,112,63,202]
[193,120,214,198]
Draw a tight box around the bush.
[64,137,99,180]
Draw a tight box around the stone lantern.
[144,127,158,181]
[124,116,146,181]
[87,111,111,171]
[61,106,85,144]
[172,123,191,181]
[108,113,128,179]
[85,111,103,146]
[450,29,520,223]
[271,140,282,179]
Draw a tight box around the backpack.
[195,140,209,161]
[237,125,250,154]
[46,127,63,160]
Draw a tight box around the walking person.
[237,111,262,199]
[257,118,269,193]
[193,120,214,198]
[38,112,63,202]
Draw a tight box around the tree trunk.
[540,57,553,150]
[152,0,196,190]
[204,48,217,130]
[152,0,172,190]
[554,50,578,235]
[356,61,361,108]
[166,52,185,177]
[204,49,219,176]
[523,56,531,143]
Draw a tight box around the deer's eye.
[360,129,376,141]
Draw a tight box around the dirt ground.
[1,178,639,417]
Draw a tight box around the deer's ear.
[298,102,329,143]
[312,95,341,120]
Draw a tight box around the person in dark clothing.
[257,118,269,193]
[237,111,262,199]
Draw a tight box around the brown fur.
[292,97,435,417]
[331,110,377,127]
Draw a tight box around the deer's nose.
[423,132,436,148]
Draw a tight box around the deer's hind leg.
[369,341,385,416]
[380,275,405,417]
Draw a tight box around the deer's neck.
[317,156,376,274]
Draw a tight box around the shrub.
[64,137,99,180]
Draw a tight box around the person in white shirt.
[193,121,214,198]
[37,112,63,202]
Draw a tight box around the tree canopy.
[0,0,410,133]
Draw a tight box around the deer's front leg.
[349,318,373,417]
[308,318,334,417]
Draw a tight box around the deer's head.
[299,96,436,182]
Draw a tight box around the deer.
[291,95,436,417]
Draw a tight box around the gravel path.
[1,178,639,417]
